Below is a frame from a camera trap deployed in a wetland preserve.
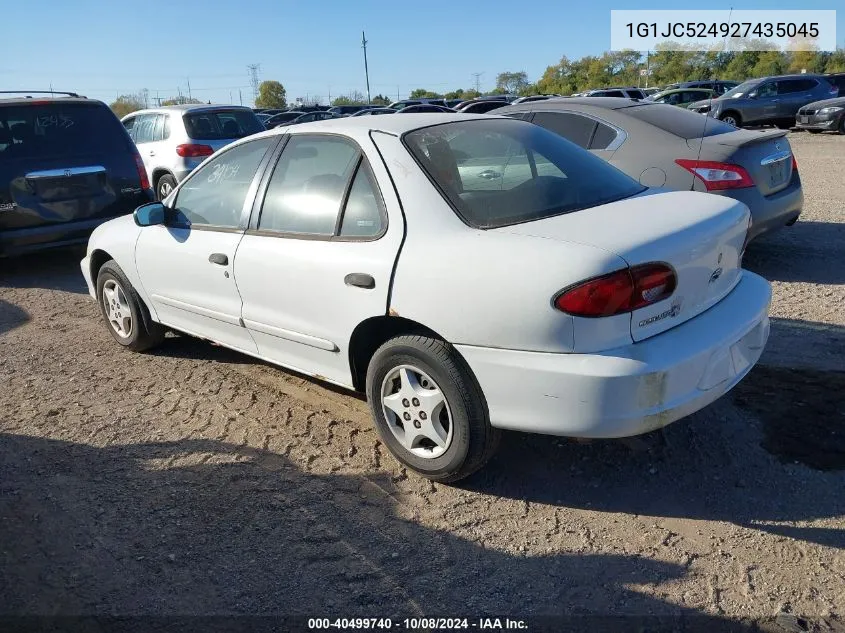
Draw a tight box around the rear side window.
[624,104,735,139]
[134,114,156,143]
[626,90,645,99]
[0,102,130,159]
[590,122,618,149]
[258,135,360,235]
[404,119,645,229]
[778,79,817,94]
[184,109,264,140]
[531,112,596,148]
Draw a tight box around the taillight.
[792,154,798,172]
[554,263,677,318]
[675,159,754,191]
[176,143,214,158]
[133,153,151,190]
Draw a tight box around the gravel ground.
[0,132,843,629]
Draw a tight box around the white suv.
[121,105,264,200]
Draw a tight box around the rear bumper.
[456,271,771,438]
[714,178,802,241]
[0,215,125,257]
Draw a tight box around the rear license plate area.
[766,158,789,187]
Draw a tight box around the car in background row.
[350,108,396,117]
[122,105,264,200]
[496,97,802,241]
[388,98,446,110]
[645,88,716,107]
[454,99,509,114]
[795,96,845,134]
[82,113,771,482]
[511,95,558,104]
[265,111,338,129]
[397,104,456,113]
[662,80,740,96]
[687,74,838,128]
[0,92,152,256]
[583,87,646,99]
[328,105,374,117]
[823,72,845,96]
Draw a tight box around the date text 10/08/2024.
[307,618,528,630]
[625,21,819,39]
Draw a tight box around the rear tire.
[774,120,793,130]
[156,174,177,201]
[719,111,741,127]
[96,261,165,352]
[839,117,845,135]
[366,335,500,483]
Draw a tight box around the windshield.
[403,119,645,229]
[183,109,264,140]
[722,80,760,99]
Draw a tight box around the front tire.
[96,261,165,352]
[156,174,177,201]
[719,111,741,127]
[366,335,500,483]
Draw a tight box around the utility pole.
[472,72,484,94]
[187,77,192,101]
[397,86,400,101]
[362,31,371,104]
[239,89,243,106]
[247,64,261,105]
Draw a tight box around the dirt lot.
[1,132,843,629]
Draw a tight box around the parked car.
[266,111,338,129]
[687,75,838,128]
[0,91,152,256]
[350,108,396,117]
[256,113,273,125]
[122,105,264,201]
[642,87,662,96]
[795,97,845,134]
[645,88,716,107]
[511,95,557,104]
[454,99,509,114]
[444,99,464,108]
[584,87,646,99]
[496,97,802,241]
[256,109,285,117]
[397,104,456,113]
[388,98,445,111]
[328,105,374,117]
[264,111,306,128]
[823,72,845,96]
[662,81,740,96]
[81,113,770,482]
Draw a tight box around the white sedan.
[81,113,771,482]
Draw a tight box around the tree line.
[109,47,845,116]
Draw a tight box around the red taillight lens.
[792,154,798,172]
[554,263,676,318]
[675,159,754,191]
[133,153,151,190]
[176,143,214,158]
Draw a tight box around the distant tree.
[409,88,443,99]
[332,91,367,106]
[825,47,845,73]
[255,80,287,109]
[161,97,202,106]
[495,71,530,94]
[371,94,390,105]
[444,89,465,100]
[462,89,481,100]
[109,94,145,118]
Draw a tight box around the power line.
[472,72,484,93]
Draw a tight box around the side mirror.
[134,201,166,227]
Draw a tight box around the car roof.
[0,96,102,107]
[249,112,495,138]
[511,97,639,110]
[127,104,255,116]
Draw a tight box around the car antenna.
[699,6,734,165]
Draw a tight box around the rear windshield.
[403,119,645,229]
[623,104,735,139]
[183,109,264,140]
[0,102,130,159]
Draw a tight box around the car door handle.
[344,273,375,289]
[478,170,502,179]
[209,253,229,266]
[148,150,155,156]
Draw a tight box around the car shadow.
[0,432,768,630]
[0,299,29,336]
[0,247,87,294]
[744,220,845,285]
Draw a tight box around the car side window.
[161,115,171,140]
[339,161,385,238]
[258,135,360,235]
[589,122,618,150]
[531,112,597,149]
[134,115,155,143]
[171,137,275,229]
[151,114,165,142]
[122,117,136,139]
[756,82,778,98]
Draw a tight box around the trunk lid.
[499,190,750,342]
[688,128,794,197]
[0,101,145,231]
